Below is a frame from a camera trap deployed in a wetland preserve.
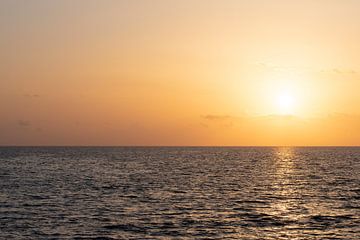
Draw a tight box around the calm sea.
[0,147,359,239]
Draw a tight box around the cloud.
[18,120,31,127]
[201,114,240,128]
[333,69,357,75]
[257,62,358,76]
[23,94,40,98]
[202,115,235,121]
[319,68,358,75]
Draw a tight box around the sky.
[1,0,360,146]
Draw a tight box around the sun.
[275,90,297,115]
[248,75,307,116]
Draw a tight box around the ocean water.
[0,147,359,239]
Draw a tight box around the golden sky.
[1,0,360,146]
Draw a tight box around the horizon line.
[1,145,360,148]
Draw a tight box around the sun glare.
[251,72,309,117]
[277,92,295,114]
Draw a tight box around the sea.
[0,147,359,239]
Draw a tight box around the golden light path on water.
[270,148,301,221]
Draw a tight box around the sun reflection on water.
[262,147,306,230]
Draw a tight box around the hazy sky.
[1,0,360,146]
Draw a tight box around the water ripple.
[0,147,359,239]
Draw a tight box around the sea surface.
[0,147,359,239]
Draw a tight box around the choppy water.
[0,147,360,239]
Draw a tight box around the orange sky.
[1,0,360,146]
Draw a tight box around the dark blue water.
[1,147,359,239]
